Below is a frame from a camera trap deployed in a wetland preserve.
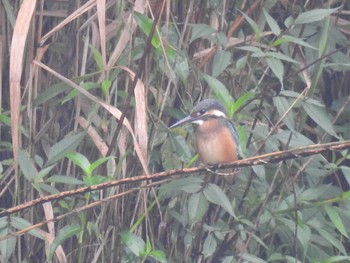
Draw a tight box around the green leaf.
[33,182,59,195]
[157,45,177,66]
[266,57,284,88]
[252,165,266,181]
[134,12,160,48]
[202,234,217,258]
[230,92,254,117]
[1,0,15,27]
[279,90,303,98]
[273,130,314,148]
[10,217,44,240]
[65,152,91,176]
[268,253,285,261]
[161,134,194,170]
[0,113,11,126]
[34,82,70,106]
[175,54,189,85]
[295,8,338,25]
[88,157,111,175]
[0,219,16,263]
[159,177,204,196]
[90,45,104,71]
[236,45,264,56]
[148,250,167,263]
[325,206,348,238]
[241,12,261,36]
[316,228,346,254]
[212,50,231,77]
[35,164,56,182]
[241,253,267,263]
[46,132,86,166]
[284,16,295,29]
[210,32,228,47]
[188,192,209,223]
[285,256,303,263]
[296,222,311,252]
[145,239,152,253]
[340,166,350,187]
[300,185,332,202]
[318,9,332,57]
[48,224,81,262]
[321,256,350,262]
[251,233,268,249]
[273,96,295,131]
[83,175,109,186]
[266,52,298,63]
[101,79,112,98]
[281,90,324,106]
[236,55,248,71]
[45,175,84,185]
[222,256,236,263]
[302,102,338,137]
[203,183,236,218]
[273,35,317,49]
[120,231,146,256]
[34,73,101,105]
[18,150,37,182]
[200,72,235,111]
[62,82,99,104]
[190,24,216,43]
[236,125,246,157]
[263,8,280,36]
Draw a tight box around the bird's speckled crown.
[191,99,227,115]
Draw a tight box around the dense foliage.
[1,0,350,262]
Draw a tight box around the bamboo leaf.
[120,231,145,256]
[325,206,349,238]
[302,102,338,137]
[46,132,86,166]
[295,8,338,24]
[203,183,236,218]
[263,8,280,36]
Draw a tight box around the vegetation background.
[1,0,350,262]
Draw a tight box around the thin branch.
[1,140,349,218]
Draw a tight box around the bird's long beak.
[169,115,195,129]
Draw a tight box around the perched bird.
[169,99,239,165]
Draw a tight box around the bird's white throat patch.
[192,119,204,125]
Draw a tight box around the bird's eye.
[196,110,205,116]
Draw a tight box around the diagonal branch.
[0,140,349,218]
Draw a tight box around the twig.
[0,140,349,218]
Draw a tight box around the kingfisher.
[169,99,239,165]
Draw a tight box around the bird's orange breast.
[195,119,238,165]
